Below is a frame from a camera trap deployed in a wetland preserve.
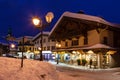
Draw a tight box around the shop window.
[48,39,50,42]
[47,46,50,50]
[117,40,120,47]
[84,37,88,45]
[24,47,26,51]
[25,40,30,44]
[72,40,78,46]
[43,47,46,50]
[43,38,46,43]
[19,47,21,51]
[51,46,55,50]
[65,41,68,47]
[29,47,31,50]
[19,41,22,44]
[35,48,37,51]
[103,37,108,45]
[40,39,41,44]
[52,40,55,42]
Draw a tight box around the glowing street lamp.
[56,43,61,48]
[38,47,41,51]
[32,12,54,61]
[10,44,15,48]
[10,43,16,54]
[32,18,41,26]
[10,43,16,56]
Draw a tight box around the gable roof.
[32,31,49,41]
[49,11,120,40]
[16,36,33,40]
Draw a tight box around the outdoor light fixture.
[56,43,61,48]
[10,43,16,56]
[32,12,54,61]
[32,12,54,28]
[10,44,15,48]
[38,47,41,51]
[33,18,40,25]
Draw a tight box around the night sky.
[0,0,120,38]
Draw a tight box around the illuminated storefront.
[53,46,116,69]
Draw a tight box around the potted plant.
[77,59,81,65]
[82,59,87,66]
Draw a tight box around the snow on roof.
[0,37,18,46]
[86,43,114,49]
[8,40,18,45]
[16,36,33,40]
[50,11,119,36]
[32,31,49,41]
[65,12,111,25]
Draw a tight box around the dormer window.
[103,37,108,45]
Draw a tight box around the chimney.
[77,10,85,14]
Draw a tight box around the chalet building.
[49,11,120,69]
[16,36,34,53]
[32,32,56,60]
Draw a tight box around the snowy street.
[49,61,120,80]
[56,65,120,80]
[0,57,120,80]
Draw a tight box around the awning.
[84,43,115,49]
[82,44,117,54]
[53,44,116,52]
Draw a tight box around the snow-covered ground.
[0,57,59,80]
[49,61,120,80]
[49,60,120,71]
[0,57,120,80]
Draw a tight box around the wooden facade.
[49,11,120,68]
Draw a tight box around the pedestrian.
[89,59,92,68]
[57,58,59,64]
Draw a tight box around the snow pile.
[0,57,59,80]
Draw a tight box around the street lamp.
[10,43,16,56]
[10,44,15,48]
[21,36,24,68]
[32,12,54,61]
